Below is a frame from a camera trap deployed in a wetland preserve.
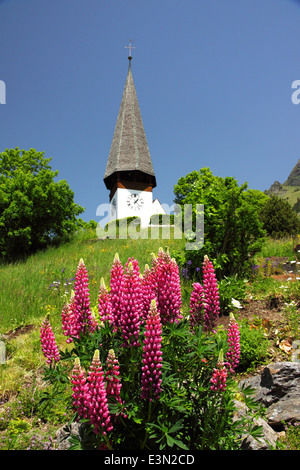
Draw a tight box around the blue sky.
[1,0,300,223]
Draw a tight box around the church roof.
[104,58,156,189]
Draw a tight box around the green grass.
[0,228,186,334]
[274,185,300,209]
[255,235,299,261]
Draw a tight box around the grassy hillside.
[0,228,186,334]
[271,185,300,211]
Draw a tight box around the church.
[103,43,166,228]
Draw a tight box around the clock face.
[127,193,144,211]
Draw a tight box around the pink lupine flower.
[84,350,113,436]
[141,264,157,321]
[210,350,227,392]
[155,252,182,325]
[226,313,240,373]
[105,349,127,418]
[105,349,122,402]
[120,260,143,347]
[110,253,124,329]
[141,299,163,401]
[189,282,205,329]
[71,357,88,419]
[202,255,220,332]
[98,278,113,324]
[40,315,60,364]
[73,258,96,338]
[61,291,81,343]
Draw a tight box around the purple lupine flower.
[120,260,143,347]
[40,315,60,364]
[202,255,220,332]
[105,349,127,418]
[141,299,163,401]
[61,291,81,343]
[105,349,122,402]
[71,357,88,419]
[154,248,182,324]
[73,259,96,338]
[84,350,113,436]
[210,350,227,392]
[189,282,205,329]
[141,264,157,321]
[98,277,113,325]
[110,253,124,329]
[225,313,240,373]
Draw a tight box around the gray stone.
[239,362,300,431]
[0,340,6,364]
[233,400,278,450]
[292,340,300,363]
[267,395,300,428]
[55,422,81,450]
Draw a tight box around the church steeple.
[103,47,156,198]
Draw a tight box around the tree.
[259,194,300,239]
[173,168,268,278]
[0,148,84,260]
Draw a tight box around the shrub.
[0,147,84,260]
[173,168,267,279]
[237,320,269,371]
[259,195,300,239]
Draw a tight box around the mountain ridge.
[265,159,300,213]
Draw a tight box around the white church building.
[103,46,166,228]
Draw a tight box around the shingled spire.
[103,53,156,195]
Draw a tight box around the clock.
[127,193,144,211]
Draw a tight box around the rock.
[292,340,300,363]
[55,422,81,450]
[239,362,300,431]
[0,340,6,364]
[233,400,278,450]
[267,396,300,429]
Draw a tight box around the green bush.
[0,148,84,261]
[173,168,267,278]
[238,320,269,371]
[259,195,300,239]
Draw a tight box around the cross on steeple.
[125,39,136,59]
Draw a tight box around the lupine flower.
[154,248,182,324]
[110,253,124,329]
[120,260,143,347]
[189,282,205,329]
[202,255,220,332]
[105,349,122,401]
[226,313,240,373]
[61,291,80,343]
[40,315,60,364]
[105,349,127,418]
[210,350,227,392]
[141,264,157,321]
[98,278,113,324]
[73,258,96,338]
[141,299,163,401]
[71,357,88,419]
[84,350,113,436]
